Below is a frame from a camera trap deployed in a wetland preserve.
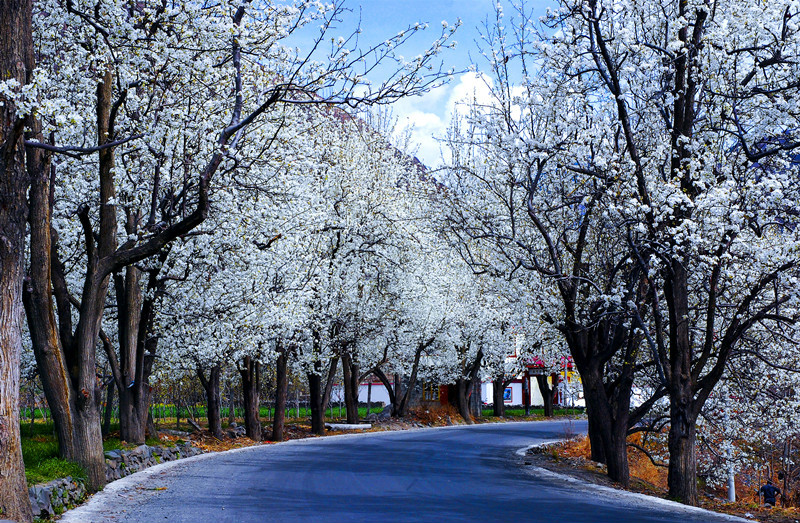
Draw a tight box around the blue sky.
[292,0,555,167]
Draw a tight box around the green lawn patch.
[481,407,582,417]
[25,457,87,486]
[21,425,86,486]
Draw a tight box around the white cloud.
[392,72,495,168]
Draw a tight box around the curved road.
[63,421,744,523]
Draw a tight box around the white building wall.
[481,378,545,407]
[330,382,392,406]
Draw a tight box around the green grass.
[104,436,165,451]
[24,457,87,486]
[103,438,123,452]
[20,421,57,438]
[481,407,582,417]
[20,407,50,419]
[20,424,86,486]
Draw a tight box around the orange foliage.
[627,433,668,490]
[555,433,667,491]
[409,404,462,425]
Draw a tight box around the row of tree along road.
[3,0,800,521]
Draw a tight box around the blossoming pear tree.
[18,0,457,489]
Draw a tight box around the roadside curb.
[516,443,754,523]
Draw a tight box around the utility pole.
[724,392,736,503]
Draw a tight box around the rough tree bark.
[579,364,629,485]
[492,378,505,417]
[102,379,115,436]
[146,410,157,438]
[491,376,515,417]
[227,384,235,426]
[23,135,77,462]
[664,261,699,503]
[272,351,288,441]
[535,374,555,418]
[393,339,434,417]
[307,363,325,436]
[21,68,125,491]
[454,348,483,424]
[0,0,35,518]
[197,364,222,439]
[108,242,167,445]
[341,351,360,424]
[240,356,261,441]
[321,357,338,415]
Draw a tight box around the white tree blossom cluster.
[439,0,800,503]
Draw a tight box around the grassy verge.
[481,407,583,417]
[20,423,86,486]
[103,436,166,451]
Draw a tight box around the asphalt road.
[62,420,746,523]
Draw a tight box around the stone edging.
[28,476,86,519]
[28,442,203,519]
[103,441,202,482]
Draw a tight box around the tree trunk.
[455,378,474,424]
[146,410,157,438]
[22,99,82,469]
[342,352,359,424]
[197,364,222,439]
[665,260,699,505]
[117,385,146,444]
[272,352,288,441]
[102,380,115,436]
[307,367,325,436]
[0,4,34,511]
[522,372,530,415]
[372,368,396,411]
[667,398,698,504]
[321,356,339,415]
[608,420,631,488]
[536,374,555,418]
[111,244,163,445]
[114,260,144,443]
[45,69,119,492]
[173,383,181,431]
[454,348,482,424]
[578,364,631,487]
[586,405,607,464]
[579,363,610,468]
[72,397,106,491]
[395,342,428,417]
[240,356,261,441]
[0,0,36,510]
[393,373,402,415]
[23,169,77,462]
[492,377,506,417]
[227,379,235,425]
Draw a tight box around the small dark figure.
[759,479,781,507]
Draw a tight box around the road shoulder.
[516,444,754,523]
